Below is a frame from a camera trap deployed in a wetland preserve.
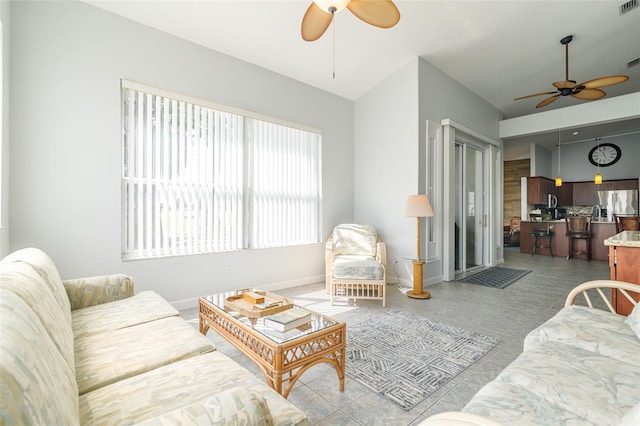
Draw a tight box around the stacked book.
[264,307,312,332]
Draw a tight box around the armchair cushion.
[333,255,384,280]
[332,224,378,256]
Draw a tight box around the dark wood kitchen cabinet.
[556,182,573,206]
[573,181,595,205]
[611,179,638,190]
[527,177,555,205]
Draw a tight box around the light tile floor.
[180,247,610,425]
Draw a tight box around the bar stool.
[529,213,553,257]
[565,216,591,261]
[613,214,640,233]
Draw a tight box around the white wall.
[353,59,420,284]
[0,0,9,258]
[550,133,640,182]
[352,57,502,287]
[10,1,354,306]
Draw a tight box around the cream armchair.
[325,224,387,307]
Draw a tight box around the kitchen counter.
[519,221,617,260]
[604,230,640,247]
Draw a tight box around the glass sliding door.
[455,142,485,273]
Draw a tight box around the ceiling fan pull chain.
[332,10,336,79]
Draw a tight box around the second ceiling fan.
[301,0,400,42]
[514,35,629,108]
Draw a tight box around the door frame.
[441,119,501,281]
[455,141,486,274]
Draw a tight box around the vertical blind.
[245,119,321,249]
[121,82,321,260]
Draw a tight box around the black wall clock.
[588,142,621,167]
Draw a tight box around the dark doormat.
[458,267,531,289]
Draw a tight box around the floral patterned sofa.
[0,248,308,425]
[422,280,640,426]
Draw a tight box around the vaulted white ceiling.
[86,0,640,147]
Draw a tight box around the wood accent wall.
[504,159,530,226]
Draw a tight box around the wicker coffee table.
[199,289,346,398]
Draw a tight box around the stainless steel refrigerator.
[594,190,639,221]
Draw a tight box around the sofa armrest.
[418,412,505,426]
[564,279,640,313]
[63,274,135,310]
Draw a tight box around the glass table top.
[202,288,339,344]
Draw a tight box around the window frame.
[121,80,322,261]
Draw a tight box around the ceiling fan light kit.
[314,0,351,13]
[301,0,400,42]
[514,35,630,108]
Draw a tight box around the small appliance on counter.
[549,208,566,219]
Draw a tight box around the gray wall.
[531,143,552,178]
[550,133,640,182]
[9,1,354,306]
[418,59,503,275]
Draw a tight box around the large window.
[121,81,322,260]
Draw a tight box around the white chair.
[325,224,386,307]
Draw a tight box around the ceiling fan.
[514,35,629,108]
[301,0,400,42]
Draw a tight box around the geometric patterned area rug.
[346,311,500,410]
[458,266,531,289]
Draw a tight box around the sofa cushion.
[524,305,640,366]
[2,247,72,323]
[620,402,640,426]
[135,387,274,426]
[465,341,640,426]
[72,290,179,339]
[0,261,75,370]
[0,289,79,426]
[464,380,586,425]
[625,303,640,340]
[75,316,215,394]
[79,351,309,426]
[332,255,384,280]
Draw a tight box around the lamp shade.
[405,194,434,218]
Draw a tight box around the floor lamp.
[404,194,434,299]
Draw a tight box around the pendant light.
[594,137,603,184]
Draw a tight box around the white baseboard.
[170,274,325,310]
